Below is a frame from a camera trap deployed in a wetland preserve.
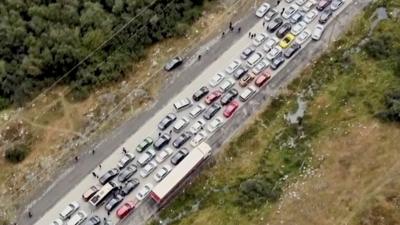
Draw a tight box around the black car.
[284,43,301,58]
[85,215,101,225]
[203,103,222,120]
[220,89,238,105]
[319,9,333,24]
[99,168,119,185]
[164,56,183,71]
[118,165,137,182]
[192,86,209,101]
[240,46,255,60]
[267,17,283,32]
[105,194,124,212]
[154,133,171,150]
[276,23,292,38]
[158,113,177,130]
[172,131,192,148]
[170,148,189,165]
[120,178,140,196]
[233,66,248,80]
[270,57,285,70]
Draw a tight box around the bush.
[5,144,30,163]
[236,176,280,208]
[376,89,400,122]
[363,35,393,59]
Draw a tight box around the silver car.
[218,78,235,92]
[296,29,311,44]
[252,59,270,75]
[207,117,225,133]
[282,5,298,19]
[154,165,172,182]
[291,21,307,36]
[312,24,325,40]
[263,37,279,53]
[252,33,267,46]
[266,46,282,61]
[304,9,318,24]
[136,184,153,201]
[189,103,206,118]
[239,86,257,102]
[225,60,241,74]
[246,51,264,68]
[209,73,225,87]
[140,161,158,178]
[173,98,192,111]
[59,201,80,220]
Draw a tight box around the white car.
[312,24,325,40]
[218,78,235,92]
[140,160,158,178]
[331,0,344,11]
[154,165,172,182]
[255,3,271,18]
[263,37,279,53]
[266,46,282,61]
[302,0,316,12]
[246,51,264,68]
[173,116,190,133]
[136,183,153,201]
[189,103,206,118]
[252,59,270,75]
[190,130,208,147]
[291,21,307,36]
[155,147,173,163]
[51,219,63,225]
[225,60,241,74]
[296,29,311,44]
[207,117,225,133]
[66,210,87,225]
[59,201,80,220]
[189,119,207,134]
[252,33,267,46]
[209,73,225,87]
[282,5,298,19]
[117,153,135,169]
[295,0,307,5]
[285,0,294,2]
[173,98,192,111]
[304,9,319,24]
[239,86,257,102]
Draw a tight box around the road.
[19,0,370,225]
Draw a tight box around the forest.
[0,0,206,109]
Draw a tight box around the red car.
[205,90,222,105]
[117,201,136,219]
[255,70,272,87]
[223,101,239,118]
[82,185,100,201]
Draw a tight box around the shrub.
[376,89,400,122]
[5,144,30,163]
[363,35,393,59]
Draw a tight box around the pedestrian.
[92,149,95,155]
[277,0,281,6]
[92,171,97,178]
[263,21,265,27]
[229,21,232,29]
[248,31,251,37]
[28,211,32,218]
[237,27,241,33]
[221,31,225,38]
[281,8,285,16]
[122,147,127,154]
[74,156,79,162]
[107,211,110,216]
[198,54,202,61]
[169,130,172,134]
[158,132,161,137]
[98,164,102,169]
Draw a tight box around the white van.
[173,116,190,133]
[189,103,206,118]
[66,210,87,225]
[173,98,192,111]
[239,86,257,102]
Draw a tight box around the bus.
[89,181,118,207]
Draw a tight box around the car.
[140,160,158,178]
[189,103,206,118]
[116,201,136,219]
[304,9,319,23]
[284,43,302,58]
[252,59,270,75]
[239,86,257,102]
[282,5,298,19]
[239,73,257,87]
[319,8,333,24]
[117,153,135,169]
[164,57,183,71]
[207,116,225,133]
[264,8,278,21]
[59,201,80,220]
[137,148,156,167]
[120,178,140,196]
[155,147,174,163]
[285,0,295,2]
[267,17,283,32]
[241,46,256,60]
[220,88,238,105]
[118,165,137,182]
[170,148,189,165]
[279,33,296,49]
[246,51,264,68]
[203,103,222,120]
[51,219,64,225]
[154,133,171,150]
[192,86,209,101]
[173,98,192,111]
[295,0,307,5]
[255,70,272,87]
[66,210,87,225]
[312,24,325,40]
[84,215,101,225]
[270,56,286,70]
[316,0,332,11]
[233,66,249,80]
[154,165,172,182]
[255,2,271,17]
[82,185,100,201]
[252,33,267,46]
[190,130,208,147]
[276,23,292,38]
[291,21,307,35]
[223,101,239,118]
[205,90,223,105]
[296,29,311,44]
[225,60,241,74]
[218,78,235,92]
[189,119,207,134]
[173,116,190,133]
[263,37,279,53]
[331,0,344,10]
[290,11,304,24]
[209,73,225,87]
[302,0,316,11]
[99,168,119,185]
[136,183,153,201]
[158,113,177,130]
[136,137,153,153]
[105,194,123,212]
[266,46,282,61]
[173,131,192,148]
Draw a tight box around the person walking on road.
[277,0,281,6]
[28,211,32,218]
[237,27,241,33]
[122,147,127,154]
[74,156,79,162]
[91,149,95,155]
[98,164,102,169]
[92,171,97,178]
[221,31,225,38]
[281,8,285,16]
